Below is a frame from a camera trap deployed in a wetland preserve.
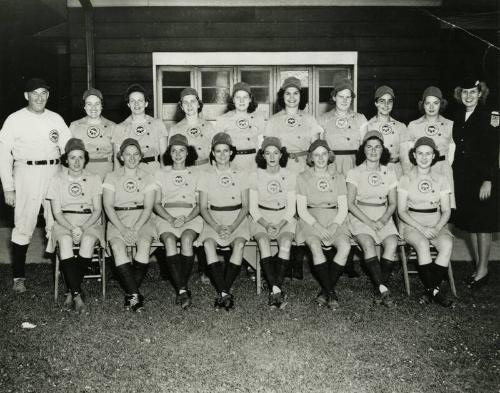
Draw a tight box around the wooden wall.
[68,6,441,124]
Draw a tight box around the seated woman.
[197,133,250,311]
[47,138,104,314]
[346,130,399,307]
[154,134,203,309]
[296,140,351,309]
[249,137,296,309]
[103,138,156,312]
[397,137,453,307]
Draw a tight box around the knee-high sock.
[224,262,241,291]
[133,260,149,288]
[344,247,357,273]
[364,256,383,287]
[380,257,396,284]
[165,255,182,292]
[12,242,28,279]
[292,246,305,275]
[329,260,345,289]
[313,262,332,296]
[275,257,290,288]
[195,246,207,274]
[260,256,276,289]
[418,263,435,290]
[115,263,139,295]
[77,256,92,282]
[208,261,227,293]
[432,263,448,288]
[180,254,194,289]
[61,257,82,294]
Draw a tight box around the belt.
[195,158,209,166]
[389,157,400,163]
[332,150,357,155]
[210,203,242,211]
[288,151,308,159]
[89,157,111,163]
[258,204,285,211]
[62,209,92,214]
[26,159,60,165]
[307,205,337,209]
[437,155,446,162]
[142,155,160,163]
[236,149,256,155]
[163,202,193,209]
[114,205,144,211]
[356,201,386,207]
[409,207,438,213]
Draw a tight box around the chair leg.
[100,246,106,299]
[256,245,261,295]
[54,253,60,302]
[399,244,411,296]
[448,262,457,297]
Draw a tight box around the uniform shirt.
[297,167,347,207]
[0,107,71,191]
[154,167,198,206]
[319,110,367,152]
[112,115,168,159]
[102,167,156,209]
[70,117,116,160]
[197,166,248,208]
[397,171,450,211]
[169,117,216,162]
[406,115,454,158]
[46,168,102,212]
[264,110,322,153]
[214,110,267,151]
[361,116,407,160]
[346,164,398,205]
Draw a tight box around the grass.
[0,261,498,393]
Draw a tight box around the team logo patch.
[380,124,393,135]
[267,180,281,194]
[491,111,499,128]
[236,119,249,129]
[417,180,433,193]
[68,183,82,197]
[218,174,233,187]
[135,126,146,136]
[425,124,439,136]
[285,117,298,127]
[87,126,100,139]
[367,173,382,186]
[188,127,201,137]
[123,179,139,193]
[49,130,59,143]
[316,179,330,192]
[173,175,186,187]
[335,118,348,129]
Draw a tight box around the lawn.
[0,261,498,393]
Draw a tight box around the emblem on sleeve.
[188,127,201,137]
[123,179,139,193]
[380,124,393,135]
[135,126,146,136]
[49,129,59,143]
[236,119,249,129]
[68,183,82,197]
[87,126,101,139]
[316,179,330,192]
[267,180,282,194]
[417,180,433,193]
[335,118,348,129]
[491,111,499,128]
[218,174,233,187]
[367,173,382,186]
[425,124,439,136]
[173,175,186,187]
[285,117,298,127]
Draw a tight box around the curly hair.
[306,150,335,167]
[163,145,199,167]
[226,92,258,113]
[209,145,237,165]
[61,151,90,168]
[255,147,289,169]
[355,136,391,166]
[276,88,308,111]
[408,146,440,166]
[453,81,489,105]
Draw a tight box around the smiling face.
[311,146,329,169]
[233,90,250,112]
[461,87,481,110]
[334,89,352,112]
[375,93,393,116]
[127,91,148,116]
[423,96,441,117]
[364,138,383,163]
[170,145,187,165]
[67,149,85,172]
[84,94,102,119]
[121,145,142,169]
[263,145,281,169]
[283,87,300,109]
[213,143,231,166]
[181,94,200,117]
[25,88,49,114]
[414,144,435,169]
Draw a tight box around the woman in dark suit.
[452,76,499,289]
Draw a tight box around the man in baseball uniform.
[0,78,71,292]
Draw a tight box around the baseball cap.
[363,130,384,144]
[261,137,282,151]
[119,138,142,156]
[83,88,103,102]
[232,82,252,96]
[421,86,444,101]
[282,77,301,91]
[180,87,200,100]
[65,138,86,154]
[169,134,189,148]
[414,136,437,151]
[212,132,233,148]
[25,78,50,92]
[308,139,331,153]
[375,85,395,100]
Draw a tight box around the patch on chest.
[491,111,499,128]
[267,180,282,194]
[417,180,433,193]
[425,124,439,136]
[335,118,348,129]
[187,127,201,137]
[135,125,146,136]
[236,118,249,129]
[379,123,393,135]
[316,179,330,192]
[87,126,101,139]
[173,175,186,187]
[123,178,139,193]
[285,117,298,128]
[367,172,382,186]
[49,129,59,143]
[218,174,234,187]
[68,182,83,197]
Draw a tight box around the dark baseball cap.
[25,78,50,92]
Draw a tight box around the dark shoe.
[315,291,330,308]
[63,292,73,310]
[179,291,192,310]
[431,288,452,308]
[221,293,234,311]
[124,294,133,309]
[468,274,489,290]
[380,290,394,308]
[344,262,360,278]
[328,290,339,309]
[418,291,432,305]
[246,265,256,282]
[129,294,144,312]
[214,295,223,309]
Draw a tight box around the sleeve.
[397,175,410,194]
[296,194,316,226]
[345,168,358,186]
[309,116,323,140]
[439,175,452,195]
[90,175,103,197]
[0,115,16,191]
[102,173,116,191]
[387,168,398,189]
[334,173,347,196]
[248,172,258,191]
[56,117,72,154]
[45,176,59,200]
[238,170,250,191]
[143,174,157,193]
[196,170,209,193]
[111,124,123,146]
[248,189,262,222]
[478,111,499,181]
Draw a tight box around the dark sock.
[344,248,356,273]
[380,258,396,284]
[275,257,290,288]
[208,261,227,293]
[195,246,207,275]
[115,263,139,294]
[12,242,28,278]
[166,255,182,292]
[154,248,168,281]
[77,256,92,281]
[364,256,383,287]
[313,262,332,297]
[225,262,242,290]
[260,256,276,289]
[133,260,149,288]
[60,257,82,293]
[329,260,345,288]
[292,246,305,279]
[419,263,435,290]
[432,263,448,288]
[180,254,194,289]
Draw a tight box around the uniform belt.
[307,205,337,209]
[437,155,446,162]
[195,158,209,166]
[142,155,160,163]
[236,149,256,155]
[288,151,308,159]
[114,205,144,211]
[163,202,193,209]
[409,207,438,213]
[332,150,357,155]
[210,204,242,211]
[356,201,386,207]
[89,157,111,163]
[61,209,92,214]
[26,159,60,165]
[389,157,400,163]
[258,204,285,211]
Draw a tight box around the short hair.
[418,97,448,114]
[355,136,391,166]
[255,147,289,169]
[276,88,308,111]
[124,84,149,103]
[178,95,204,116]
[227,92,258,113]
[408,146,440,166]
[61,151,90,168]
[116,145,144,166]
[329,88,356,106]
[453,81,489,105]
[162,145,199,167]
[209,145,237,165]
[306,149,335,167]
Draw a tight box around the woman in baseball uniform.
[214,82,267,170]
[452,76,499,289]
[361,86,407,179]
[154,134,202,309]
[397,137,453,307]
[197,133,250,311]
[69,88,116,179]
[47,138,104,314]
[249,136,295,309]
[405,86,456,207]
[112,84,168,175]
[346,130,399,307]
[103,138,156,312]
[296,140,351,309]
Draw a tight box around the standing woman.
[405,86,456,207]
[197,133,250,310]
[214,82,267,170]
[296,140,351,308]
[112,84,168,175]
[397,137,453,307]
[103,138,156,312]
[69,88,116,179]
[452,76,499,288]
[346,131,399,307]
[361,86,406,178]
[154,134,203,309]
[47,138,104,313]
[249,137,296,309]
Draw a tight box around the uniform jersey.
[297,167,346,207]
[102,167,156,209]
[361,116,407,162]
[169,117,216,165]
[248,168,296,210]
[197,166,248,208]
[154,167,199,206]
[406,115,454,158]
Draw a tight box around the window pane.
[318,68,353,103]
[201,71,230,87]
[251,87,269,103]
[240,71,269,86]
[202,88,230,104]
[319,88,333,103]
[163,87,184,104]
[279,70,309,89]
[162,71,191,87]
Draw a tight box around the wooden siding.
[68,6,441,123]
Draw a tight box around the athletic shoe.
[315,291,330,308]
[328,290,340,309]
[221,293,234,311]
[179,291,192,310]
[380,290,394,308]
[431,288,452,308]
[129,294,144,312]
[13,278,26,293]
